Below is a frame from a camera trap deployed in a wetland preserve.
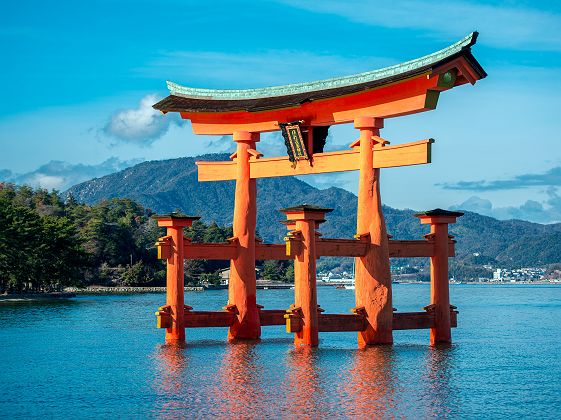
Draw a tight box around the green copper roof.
[167,32,480,101]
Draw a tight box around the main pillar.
[228,131,261,340]
[282,205,332,347]
[416,209,463,345]
[154,214,199,343]
[353,117,393,346]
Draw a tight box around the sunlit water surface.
[1,284,560,418]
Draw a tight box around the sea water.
[1,284,560,418]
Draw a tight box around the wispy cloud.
[138,50,394,87]
[276,0,561,52]
[0,158,142,191]
[103,94,178,145]
[450,192,561,224]
[439,167,561,191]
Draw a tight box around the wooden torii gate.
[153,33,486,347]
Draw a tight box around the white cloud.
[103,94,175,145]
[450,193,561,224]
[1,157,142,191]
[276,0,561,52]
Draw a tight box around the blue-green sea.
[1,284,560,418]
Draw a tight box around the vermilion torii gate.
[153,33,486,347]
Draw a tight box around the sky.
[1,0,561,223]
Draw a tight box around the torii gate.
[153,33,486,347]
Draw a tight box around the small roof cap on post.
[415,208,464,224]
[153,212,201,227]
[280,204,334,213]
[280,204,333,222]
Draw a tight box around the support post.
[282,205,332,347]
[228,131,261,340]
[154,214,200,343]
[353,117,393,346]
[415,209,463,345]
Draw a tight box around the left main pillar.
[228,131,261,340]
[154,214,200,343]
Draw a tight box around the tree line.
[0,184,292,293]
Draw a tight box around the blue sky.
[1,0,561,223]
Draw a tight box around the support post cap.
[415,208,463,224]
[354,116,384,129]
[280,204,333,222]
[153,213,201,227]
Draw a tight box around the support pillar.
[154,214,200,343]
[228,131,261,340]
[353,116,393,346]
[282,205,332,347]
[415,209,463,345]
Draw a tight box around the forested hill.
[66,154,561,268]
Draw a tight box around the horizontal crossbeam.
[196,139,433,182]
[170,238,455,260]
[161,309,457,330]
[286,311,458,333]
[184,243,238,260]
[316,239,369,257]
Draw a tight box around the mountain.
[66,154,561,268]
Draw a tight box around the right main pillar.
[353,117,393,346]
[416,209,463,345]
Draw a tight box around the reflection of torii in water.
[153,32,485,348]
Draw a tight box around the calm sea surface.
[1,284,560,418]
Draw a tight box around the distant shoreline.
[4,281,559,300]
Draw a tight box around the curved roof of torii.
[153,32,486,114]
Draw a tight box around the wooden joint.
[285,236,302,258]
[286,229,302,239]
[284,305,303,333]
[256,303,264,309]
[372,135,390,147]
[226,236,239,244]
[317,305,325,313]
[155,305,172,329]
[229,151,237,160]
[423,233,436,241]
[156,237,172,260]
[224,304,238,314]
[423,304,436,313]
[354,232,370,241]
[247,149,263,159]
[184,305,193,312]
[351,306,367,316]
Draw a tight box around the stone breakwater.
[64,286,204,293]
